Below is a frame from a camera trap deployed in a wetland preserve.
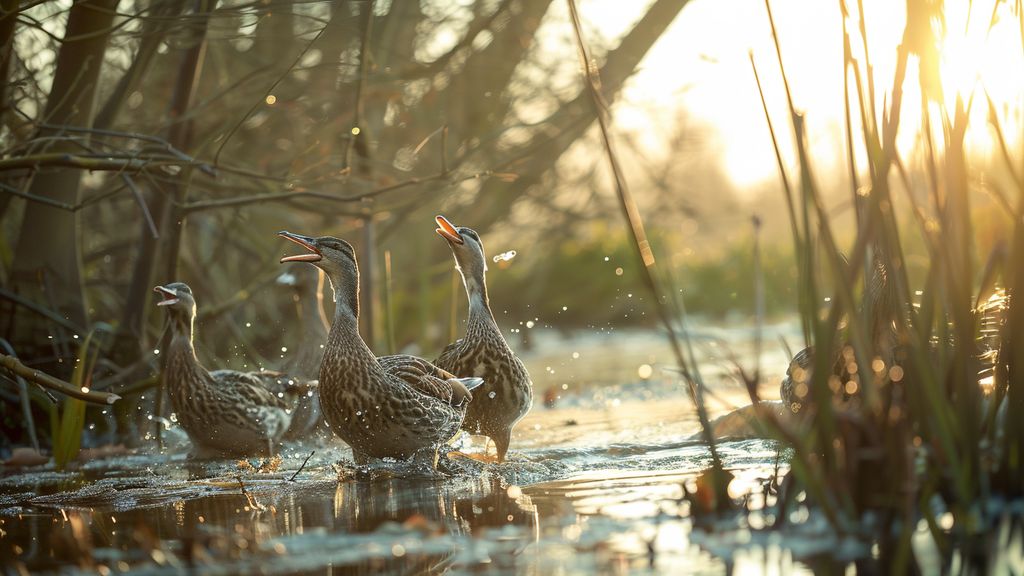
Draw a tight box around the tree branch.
[0,352,121,404]
[181,169,496,213]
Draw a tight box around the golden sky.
[572,0,1024,191]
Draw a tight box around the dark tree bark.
[0,0,18,120]
[110,0,213,365]
[6,0,120,367]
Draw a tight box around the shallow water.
[0,381,837,575]
[0,324,891,574]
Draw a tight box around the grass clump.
[731,0,1024,570]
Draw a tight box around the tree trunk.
[109,0,213,366]
[6,0,120,367]
[0,0,21,221]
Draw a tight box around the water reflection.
[2,468,542,574]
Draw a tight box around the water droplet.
[493,250,517,263]
[526,320,535,328]
[638,364,653,379]
[153,349,160,355]
[572,352,580,359]
[488,391,496,399]
[281,347,288,352]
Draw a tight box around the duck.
[277,231,484,466]
[432,215,533,462]
[276,266,330,441]
[153,282,294,457]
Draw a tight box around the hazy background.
[1,0,1021,402]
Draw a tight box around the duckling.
[433,215,533,462]
[278,231,483,466]
[153,282,293,457]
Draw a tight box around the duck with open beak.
[432,215,533,463]
[276,230,484,467]
[152,281,297,458]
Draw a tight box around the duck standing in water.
[278,231,483,466]
[154,283,294,457]
[433,215,533,462]
[277,267,330,441]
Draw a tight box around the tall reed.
[749,0,1022,570]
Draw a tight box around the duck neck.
[165,314,205,383]
[463,269,497,332]
[323,277,379,374]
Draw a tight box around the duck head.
[153,282,197,332]
[278,231,360,318]
[435,215,488,297]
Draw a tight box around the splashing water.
[493,250,517,263]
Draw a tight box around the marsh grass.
[51,330,101,470]
[735,0,1024,570]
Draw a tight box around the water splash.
[493,250,517,263]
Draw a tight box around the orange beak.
[435,215,463,245]
[278,231,323,263]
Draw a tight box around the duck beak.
[278,231,323,263]
[153,285,179,307]
[435,215,464,245]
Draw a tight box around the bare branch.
[181,169,496,213]
[0,352,121,405]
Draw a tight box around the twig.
[0,287,87,334]
[121,173,159,239]
[0,353,121,405]
[0,340,40,451]
[288,451,315,482]
[32,122,216,176]
[213,23,328,166]
[0,181,75,210]
[0,152,189,173]
[180,169,495,213]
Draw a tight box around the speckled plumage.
[156,283,293,458]
[277,266,329,440]
[278,232,481,466]
[432,217,533,461]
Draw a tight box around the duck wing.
[378,354,483,407]
[433,338,463,371]
[209,369,290,410]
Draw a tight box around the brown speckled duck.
[276,266,330,441]
[433,215,533,462]
[278,231,483,466]
[154,282,293,457]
